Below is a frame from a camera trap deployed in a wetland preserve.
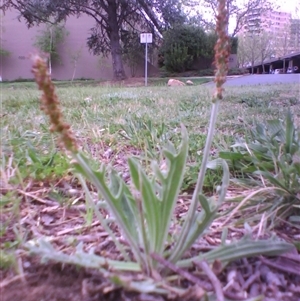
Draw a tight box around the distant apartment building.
[242,9,291,35]
[239,9,300,57]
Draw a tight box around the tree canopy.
[2,0,187,80]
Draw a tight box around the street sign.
[140,33,153,86]
[140,33,153,44]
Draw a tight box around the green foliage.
[230,36,238,54]
[220,111,300,225]
[34,22,67,64]
[5,134,70,182]
[167,43,193,73]
[0,250,17,270]
[26,126,292,281]
[120,115,169,155]
[73,127,222,268]
[198,68,215,76]
[198,68,249,76]
[25,86,291,290]
[227,67,249,75]
[121,30,145,77]
[159,25,216,72]
[0,47,10,56]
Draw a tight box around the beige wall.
[0,9,158,81]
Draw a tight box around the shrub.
[198,69,215,76]
[197,68,249,77]
[227,68,249,75]
[159,25,216,73]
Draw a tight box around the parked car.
[274,69,284,74]
[287,66,299,74]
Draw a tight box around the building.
[238,8,300,69]
[0,9,158,81]
[245,51,300,74]
[241,9,291,36]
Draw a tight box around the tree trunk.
[107,1,126,81]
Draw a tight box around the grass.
[0,76,211,89]
[1,81,299,264]
[1,82,299,185]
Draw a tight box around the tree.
[272,23,292,72]
[159,25,216,72]
[196,0,275,37]
[68,45,83,81]
[121,30,145,77]
[238,33,260,73]
[289,18,300,53]
[237,36,247,67]
[34,22,68,75]
[0,13,10,57]
[257,30,273,73]
[2,0,187,80]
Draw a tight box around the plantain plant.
[26,0,293,297]
[220,111,300,227]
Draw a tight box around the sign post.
[140,33,153,86]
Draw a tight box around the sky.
[223,0,299,34]
[275,0,299,16]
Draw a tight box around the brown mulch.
[1,251,300,301]
[1,188,300,301]
[1,143,300,301]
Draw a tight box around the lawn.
[1,80,300,301]
[1,76,211,89]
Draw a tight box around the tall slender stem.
[169,0,230,262]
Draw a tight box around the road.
[222,74,300,87]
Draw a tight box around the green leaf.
[177,237,293,268]
[72,154,143,265]
[285,111,294,155]
[128,158,141,192]
[219,152,245,160]
[26,239,140,271]
[254,170,291,194]
[266,119,284,141]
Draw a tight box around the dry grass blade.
[194,260,224,301]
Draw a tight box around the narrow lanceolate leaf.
[128,125,189,258]
[157,125,188,254]
[266,119,283,141]
[169,159,229,264]
[177,237,294,268]
[26,239,140,271]
[72,153,143,266]
[254,170,292,194]
[285,110,294,155]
